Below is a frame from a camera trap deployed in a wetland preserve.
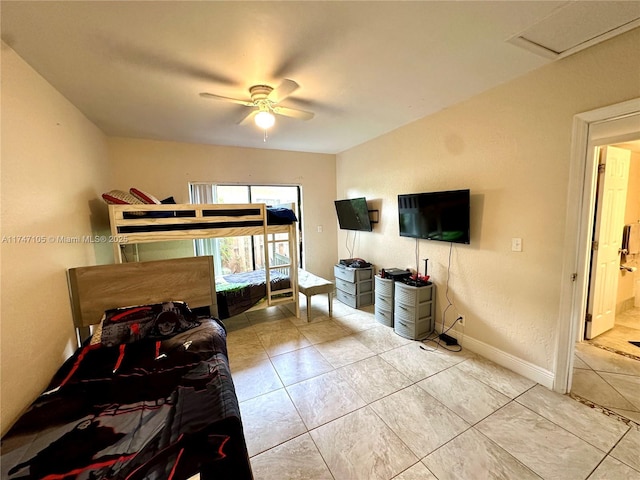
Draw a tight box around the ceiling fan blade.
[237,108,259,126]
[199,92,254,107]
[273,105,314,121]
[267,79,299,103]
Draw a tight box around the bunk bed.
[1,256,253,480]
[107,203,300,319]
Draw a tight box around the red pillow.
[102,190,144,205]
[130,188,161,205]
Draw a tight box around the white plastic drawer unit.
[374,275,395,327]
[393,281,435,340]
[333,264,374,308]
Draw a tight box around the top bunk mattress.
[113,205,297,234]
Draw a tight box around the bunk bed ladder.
[263,215,299,317]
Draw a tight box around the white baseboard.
[445,329,555,389]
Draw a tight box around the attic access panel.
[508,1,640,59]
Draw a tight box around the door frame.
[554,98,640,394]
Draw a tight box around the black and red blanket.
[1,318,252,480]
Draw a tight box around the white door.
[585,145,631,339]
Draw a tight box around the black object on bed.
[1,306,253,480]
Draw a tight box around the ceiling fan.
[199,79,314,131]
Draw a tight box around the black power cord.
[345,230,357,259]
[420,318,463,353]
[420,242,463,353]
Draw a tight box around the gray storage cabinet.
[334,265,374,308]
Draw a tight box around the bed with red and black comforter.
[1,303,252,480]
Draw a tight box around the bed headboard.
[68,256,216,329]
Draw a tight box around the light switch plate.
[512,237,523,252]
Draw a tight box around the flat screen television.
[398,189,470,244]
[334,197,372,232]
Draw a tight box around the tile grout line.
[591,368,640,414]
[513,387,631,455]
[471,418,543,479]
[585,340,640,362]
[568,392,640,428]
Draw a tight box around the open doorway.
[570,142,640,423]
[554,98,640,425]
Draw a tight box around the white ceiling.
[2,1,639,154]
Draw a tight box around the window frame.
[189,183,303,273]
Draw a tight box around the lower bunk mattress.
[216,270,291,319]
[1,316,252,480]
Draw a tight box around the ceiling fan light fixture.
[255,110,275,129]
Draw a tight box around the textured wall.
[336,28,640,372]
[1,45,111,434]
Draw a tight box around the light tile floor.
[572,308,640,425]
[589,307,640,357]
[223,297,640,480]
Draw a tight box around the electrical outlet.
[457,314,465,326]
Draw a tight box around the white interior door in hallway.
[586,146,631,339]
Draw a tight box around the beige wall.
[107,138,337,278]
[624,151,640,226]
[337,28,640,372]
[1,46,111,434]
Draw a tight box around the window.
[190,183,302,275]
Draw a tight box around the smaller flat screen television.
[334,197,372,232]
[398,189,470,244]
